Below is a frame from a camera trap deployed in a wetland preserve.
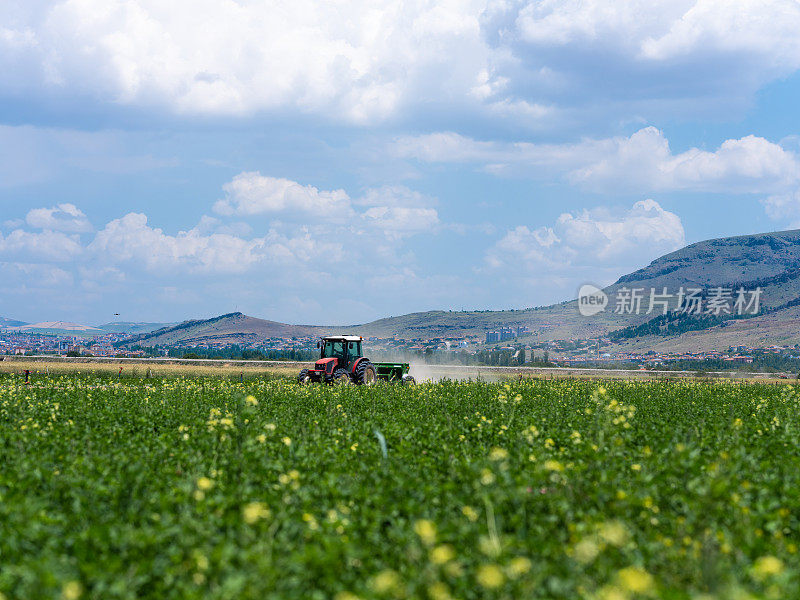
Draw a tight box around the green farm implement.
[298,335,415,385]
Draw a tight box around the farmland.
[1,374,799,599]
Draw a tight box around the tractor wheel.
[401,374,416,385]
[355,360,377,385]
[298,369,312,384]
[332,368,352,385]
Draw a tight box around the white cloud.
[4,1,799,125]
[0,261,73,287]
[214,173,352,219]
[762,192,800,228]
[214,173,440,238]
[396,127,800,195]
[26,203,92,232]
[88,213,269,274]
[571,128,800,193]
[363,206,439,236]
[3,0,492,123]
[0,229,83,262]
[486,199,685,271]
[487,1,800,117]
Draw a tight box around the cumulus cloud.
[89,213,270,274]
[1,0,493,123]
[762,192,800,228]
[362,206,439,236]
[486,199,685,271]
[396,127,800,195]
[26,203,92,232]
[0,262,73,288]
[0,229,83,262]
[2,1,799,125]
[214,173,352,219]
[571,128,800,193]
[214,173,440,237]
[484,0,800,118]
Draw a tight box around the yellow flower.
[461,505,479,522]
[430,544,456,565]
[245,395,258,406]
[599,521,629,547]
[61,581,82,600]
[489,447,508,461]
[597,585,627,600]
[480,469,496,485]
[282,437,292,446]
[196,477,213,491]
[476,564,505,589]
[617,566,654,593]
[370,569,401,594]
[573,538,600,564]
[630,463,642,472]
[242,502,270,524]
[350,443,358,452]
[334,592,361,600]
[543,459,563,472]
[257,433,267,443]
[194,552,209,571]
[427,582,452,600]
[733,418,743,428]
[414,519,437,545]
[506,557,532,577]
[302,512,319,530]
[752,555,784,579]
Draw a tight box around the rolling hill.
[96,322,174,334]
[120,228,800,350]
[0,317,28,328]
[14,321,106,337]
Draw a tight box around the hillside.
[120,228,800,349]
[0,317,28,328]
[96,322,174,334]
[13,321,106,338]
[122,313,327,347]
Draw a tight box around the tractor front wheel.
[401,374,416,385]
[355,360,377,385]
[298,369,312,384]
[332,368,352,385]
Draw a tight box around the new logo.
[577,284,608,317]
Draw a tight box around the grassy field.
[0,358,299,379]
[1,373,798,599]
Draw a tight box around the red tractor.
[298,335,415,385]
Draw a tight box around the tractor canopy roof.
[321,335,362,342]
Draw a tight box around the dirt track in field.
[1,355,796,383]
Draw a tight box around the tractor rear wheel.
[332,368,352,385]
[298,369,311,384]
[355,360,377,385]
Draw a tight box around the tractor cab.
[319,336,362,368]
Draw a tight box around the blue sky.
[2,0,800,325]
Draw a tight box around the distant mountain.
[610,229,800,307]
[14,321,105,338]
[0,317,28,328]
[121,312,326,347]
[97,321,174,334]
[119,229,800,351]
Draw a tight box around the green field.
[1,374,798,599]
